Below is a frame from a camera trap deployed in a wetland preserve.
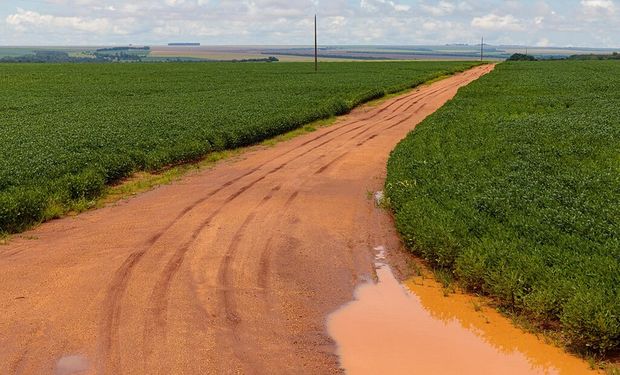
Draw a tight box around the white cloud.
[6,8,114,34]
[0,1,618,47]
[421,1,456,16]
[580,0,616,19]
[360,0,410,13]
[581,0,615,11]
[471,14,525,31]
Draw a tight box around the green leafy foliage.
[0,61,477,233]
[386,61,620,354]
[507,53,537,61]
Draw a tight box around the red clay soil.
[0,65,494,374]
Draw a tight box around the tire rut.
[212,186,282,371]
[84,66,492,373]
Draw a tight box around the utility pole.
[314,14,318,72]
[481,36,484,61]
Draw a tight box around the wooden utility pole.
[314,14,318,72]
[481,36,484,61]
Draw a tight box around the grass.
[260,116,337,147]
[0,115,333,244]
[364,73,455,108]
[96,148,241,207]
[0,118,321,243]
[0,61,479,234]
[0,112,341,243]
[0,232,8,245]
[98,115,338,206]
[605,364,620,375]
[386,60,620,355]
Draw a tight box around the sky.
[0,0,618,48]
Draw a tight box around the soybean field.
[386,61,620,354]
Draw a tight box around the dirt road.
[0,65,493,374]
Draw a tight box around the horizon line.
[0,44,618,50]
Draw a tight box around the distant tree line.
[96,46,150,52]
[0,48,148,63]
[92,52,145,62]
[566,52,619,60]
[230,56,279,63]
[0,50,280,64]
[0,51,93,63]
[508,51,620,62]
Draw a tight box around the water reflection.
[327,249,595,375]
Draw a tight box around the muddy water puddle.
[327,246,596,375]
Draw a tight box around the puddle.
[54,355,91,375]
[327,246,596,375]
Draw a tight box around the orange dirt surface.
[149,46,345,62]
[0,65,493,374]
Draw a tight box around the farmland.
[0,61,478,233]
[386,61,620,354]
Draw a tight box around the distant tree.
[96,46,150,52]
[231,56,280,63]
[507,53,537,61]
[0,50,94,63]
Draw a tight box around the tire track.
[97,65,493,373]
[217,185,281,323]
[143,66,486,320]
[98,166,262,372]
[210,88,453,352]
[99,94,400,368]
[255,189,301,291]
[207,99,430,359]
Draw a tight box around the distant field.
[386,61,620,354]
[0,61,478,233]
[0,46,98,58]
[0,47,37,57]
[150,47,267,60]
[2,45,617,62]
[149,46,352,62]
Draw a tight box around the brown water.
[327,248,596,375]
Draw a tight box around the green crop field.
[0,61,478,233]
[386,61,620,354]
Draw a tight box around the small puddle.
[327,246,596,375]
[54,355,91,375]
